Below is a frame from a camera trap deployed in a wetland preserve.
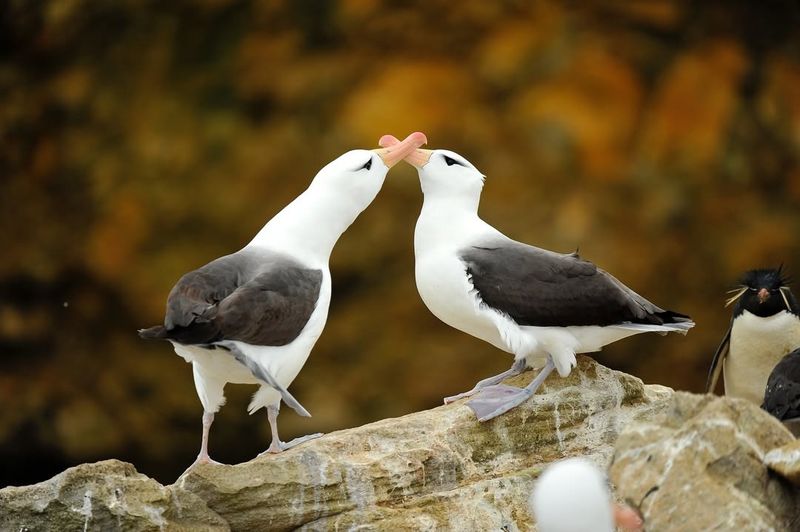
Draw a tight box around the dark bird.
[706,268,800,405]
[139,133,427,469]
[762,347,800,436]
[380,136,694,422]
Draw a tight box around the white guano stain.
[79,489,93,532]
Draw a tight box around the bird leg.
[260,403,323,455]
[197,411,216,463]
[466,357,556,422]
[178,412,223,478]
[444,358,527,404]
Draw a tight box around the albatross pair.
[381,135,694,421]
[139,132,427,466]
[143,130,694,470]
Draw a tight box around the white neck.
[420,177,483,213]
[247,182,367,265]
[414,192,498,255]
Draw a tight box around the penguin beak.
[758,288,770,304]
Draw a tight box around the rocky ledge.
[2,357,798,531]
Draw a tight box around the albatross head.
[311,132,428,208]
[378,136,485,204]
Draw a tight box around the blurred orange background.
[2,0,800,486]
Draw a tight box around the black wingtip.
[655,310,692,324]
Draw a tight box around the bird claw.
[443,389,479,404]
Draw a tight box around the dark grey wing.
[461,240,690,327]
[214,263,322,345]
[706,327,730,394]
[762,349,800,420]
[161,252,248,337]
[148,250,322,346]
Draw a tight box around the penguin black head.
[727,267,798,318]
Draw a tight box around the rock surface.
[176,357,669,531]
[765,439,800,487]
[609,392,800,531]
[0,460,228,531]
[6,359,799,531]
[1,357,668,531]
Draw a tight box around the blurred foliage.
[2,0,800,486]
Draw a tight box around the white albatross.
[139,132,427,469]
[380,135,694,421]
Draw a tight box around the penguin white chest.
[725,310,800,404]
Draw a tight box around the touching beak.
[758,288,770,304]
[373,131,428,169]
[379,134,433,168]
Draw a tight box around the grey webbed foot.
[444,358,528,404]
[259,403,321,456]
[178,452,225,480]
[259,432,324,455]
[177,411,223,480]
[467,384,533,421]
[466,357,556,422]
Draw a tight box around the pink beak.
[373,132,428,168]
[379,134,433,168]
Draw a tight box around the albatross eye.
[361,158,372,171]
[443,155,460,167]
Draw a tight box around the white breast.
[415,252,511,353]
[414,203,513,352]
[725,310,800,404]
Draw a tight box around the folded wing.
[141,250,322,346]
[461,240,690,327]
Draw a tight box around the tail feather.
[615,319,695,336]
[138,325,168,340]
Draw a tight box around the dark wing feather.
[214,265,322,345]
[143,250,322,346]
[705,326,730,394]
[762,349,800,420]
[461,241,690,327]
